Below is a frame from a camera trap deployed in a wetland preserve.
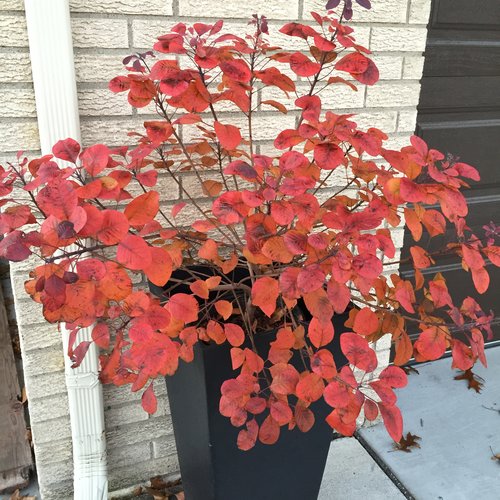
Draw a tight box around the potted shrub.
[0,2,497,499]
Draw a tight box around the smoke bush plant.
[0,6,497,450]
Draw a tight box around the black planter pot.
[149,266,349,500]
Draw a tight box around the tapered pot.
[149,267,349,500]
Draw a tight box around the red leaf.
[219,59,251,82]
[471,267,489,294]
[117,234,152,270]
[294,405,315,432]
[340,333,378,372]
[81,144,110,176]
[429,277,453,308]
[167,293,199,324]
[326,408,356,436]
[296,373,324,403]
[91,323,110,349]
[214,121,242,150]
[379,366,408,388]
[251,277,279,317]
[109,75,130,93]
[71,341,91,368]
[144,121,173,144]
[335,52,379,85]
[52,138,80,163]
[314,142,344,170]
[353,308,379,336]
[224,323,245,347]
[326,280,351,314]
[311,349,337,378]
[95,210,129,245]
[308,317,334,348]
[125,191,159,227]
[451,340,475,371]
[258,415,280,445]
[171,201,187,219]
[274,129,304,150]
[270,363,299,395]
[324,379,350,408]
[364,399,379,421]
[142,383,158,414]
[237,420,259,450]
[379,404,403,442]
[270,400,293,425]
[414,327,446,360]
[289,52,321,77]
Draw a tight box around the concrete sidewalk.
[358,346,500,500]
[319,437,405,499]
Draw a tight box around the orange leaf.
[214,121,242,150]
[124,191,159,227]
[143,247,172,287]
[294,405,315,432]
[353,307,379,336]
[296,372,324,403]
[259,415,280,445]
[224,323,244,347]
[215,300,233,320]
[117,234,152,270]
[167,293,199,324]
[308,317,334,348]
[251,277,279,317]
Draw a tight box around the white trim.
[24,1,108,498]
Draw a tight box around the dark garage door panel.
[402,0,500,342]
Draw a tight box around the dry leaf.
[454,369,484,393]
[393,432,421,453]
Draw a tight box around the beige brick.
[25,370,66,400]
[127,173,180,201]
[0,52,32,82]
[31,416,71,445]
[29,392,69,423]
[409,0,432,24]
[108,441,152,469]
[366,82,421,108]
[179,0,299,19]
[152,435,177,459]
[372,55,402,80]
[105,402,150,428]
[403,55,425,80]
[34,437,72,465]
[371,27,428,53]
[74,54,125,83]
[78,88,133,116]
[304,0,407,23]
[355,110,397,133]
[0,120,39,152]
[0,88,36,117]
[383,134,413,151]
[72,18,129,49]
[70,0,173,15]
[0,14,28,47]
[23,345,65,374]
[109,457,179,493]
[0,0,23,10]
[80,118,142,146]
[398,109,418,132]
[106,415,173,449]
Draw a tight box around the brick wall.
[0,0,431,497]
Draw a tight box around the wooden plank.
[0,284,32,493]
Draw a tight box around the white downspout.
[24,1,108,498]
